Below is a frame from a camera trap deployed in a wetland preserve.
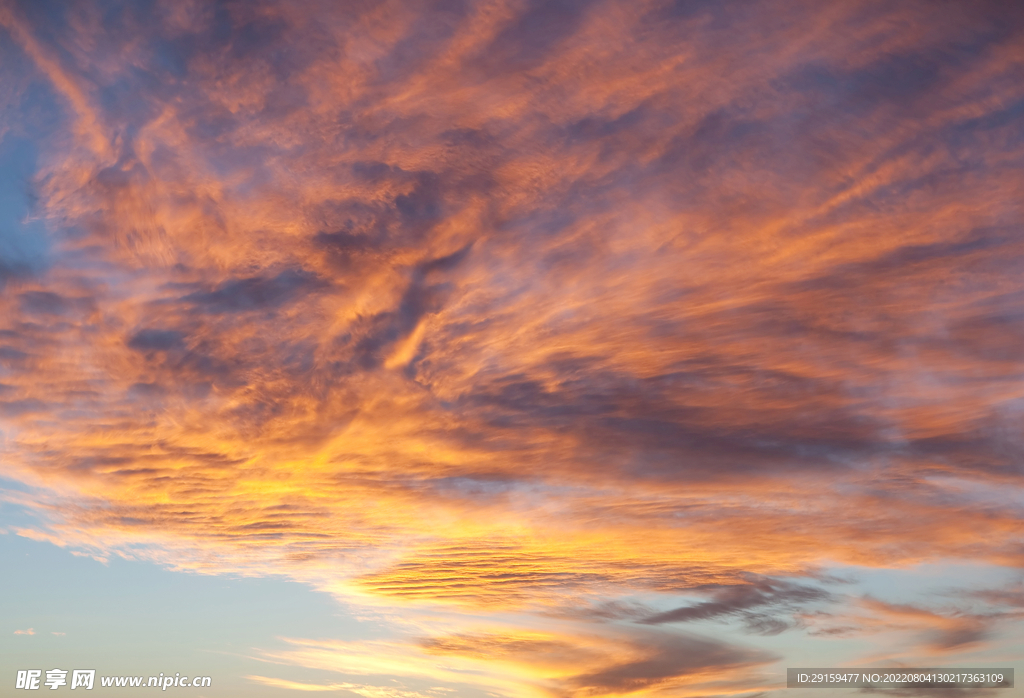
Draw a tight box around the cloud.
[180,269,328,314]
[245,677,347,692]
[858,598,994,653]
[563,632,772,696]
[641,578,831,634]
[16,290,95,317]
[259,627,777,698]
[126,329,187,352]
[13,628,35,635]
[969,582,1024,610]
[247,676,456,698]
[0,0,1023,694]
[800,594,1007,658]
[15,528,67,547]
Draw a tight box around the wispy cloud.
[247,676,453,698]
[641,577,832,635]
[858,597,994,654]
[256,627,777,698]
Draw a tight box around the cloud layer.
[1,0,1023,695]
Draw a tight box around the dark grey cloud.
[642,578,830,628]
[127,381,166,397]
[741,614,792,635]
[313,229,374,257]
[559,599,658,622]
[181,269,326,314]
[927,623,989,651]
[343,248,471,370]
[968,584,1024,609]
[126,329,243,390]
[315,165,456,253]
[0,345,29,364]
[18,290,69,315]
[373,0,471,85]
[473,0,592,75]
[654,0,726,22]
[394,173,443,229]
[444,358,890,482]
[565,631,775,694]
[127,328,187,352]
[17,290,94,317]
[0,397,47,417]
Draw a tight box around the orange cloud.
[1,0,1023,694]
[252,627,777,698]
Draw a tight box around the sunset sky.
[1,0,1023,696]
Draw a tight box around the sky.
[0,0,1022,696]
